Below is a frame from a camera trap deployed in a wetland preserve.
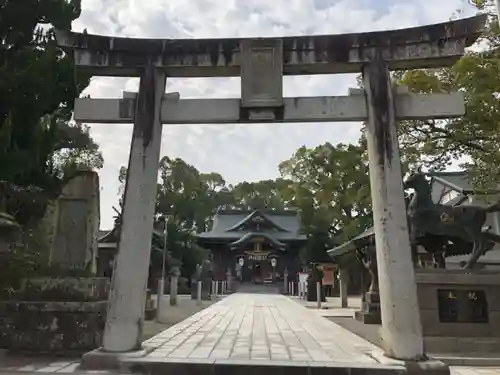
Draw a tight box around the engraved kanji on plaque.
[241,39,283,108]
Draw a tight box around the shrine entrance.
[56,14,486,361]
[244,259,267,284]
[254,260,271,282]
[240,250,277,284]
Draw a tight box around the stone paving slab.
[123,293,404,374]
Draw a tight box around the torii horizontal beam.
[74,91,465,124]
[55,15,486,77]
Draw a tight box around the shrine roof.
[430,171,500,201]
[327,226,427,261]
[98,226,164,254]
[327,227,374,259]
[98,227,118,243]
[195,209,306,242]
[430,171,473,194]
[98,230,109,238]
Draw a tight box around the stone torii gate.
[55,14,486,362]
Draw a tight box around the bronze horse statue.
[403,169,500,269]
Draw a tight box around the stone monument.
[49,171,100,274]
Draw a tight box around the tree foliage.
[279,142,372,262]
[392,5,500,189]
[0,0,102,195]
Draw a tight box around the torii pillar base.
[371,352,450,375]
[80,347,149,370]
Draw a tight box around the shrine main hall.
[195,209,306,284]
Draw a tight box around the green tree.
[119,157,212,278]
[0,0,101,193]
[279,142,372,262]
[229,179,293,211]
[393,5,500,189]
[197,172,228,231]
[157,156,206,230]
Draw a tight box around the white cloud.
[71,0,475,228]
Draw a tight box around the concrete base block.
[424,336,500,355]
[81,347,150,370]
[432,355,500,366]
[404,359,450,375]
[355,310,381,324]
[144,308,156,321]
[370,351,449,375]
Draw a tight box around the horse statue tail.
[485,200,500,213]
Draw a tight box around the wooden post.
[284,268,288,294]
[316,282,321,309]
[226,268,232,292]
[339,268,349,308]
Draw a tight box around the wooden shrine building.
[195,209,307,284]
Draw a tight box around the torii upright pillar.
[363,57,424,360]
[102,65,166,353]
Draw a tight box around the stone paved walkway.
[141,293,379,363]
[121,293,407,374]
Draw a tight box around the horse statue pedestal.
[415,269,500,357]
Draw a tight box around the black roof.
[327,227,374,259]
[195,209,307,242]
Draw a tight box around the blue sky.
[72,0,475,229]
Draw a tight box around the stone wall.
[0,300,107,355]
[0,277,109,355]
[21,277,110,300]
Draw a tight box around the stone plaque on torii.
[55,14,486,366]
